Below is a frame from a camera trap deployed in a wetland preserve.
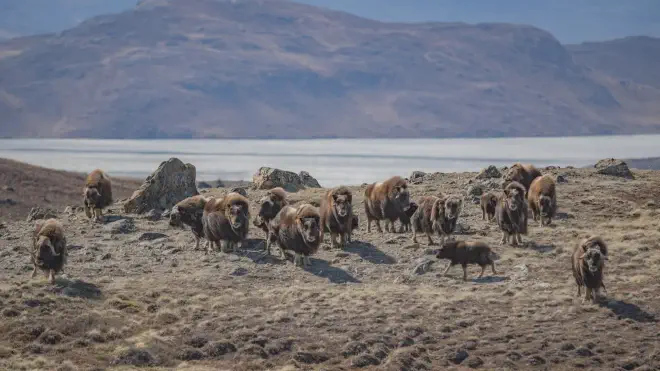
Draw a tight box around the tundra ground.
[0,166,659,370]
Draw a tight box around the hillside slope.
[0,0,659,138]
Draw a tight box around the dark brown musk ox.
[528,174,557,227]
[319,186,354,249]
[202,193,250,254]
[480,191,499,222]
[364,176,411,233]
[502,163,542,195]
[495,181,528,246]
[435,240,498,281]
[398,201,419,232]
[269,203,321,267]
[411,195,462,245]
[31,219,67,284]
[83,169,113,222]
[169,195,210,250]
[572,236,609,303]
[253,187,288,255]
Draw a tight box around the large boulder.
[595,158,634,179]
[26,207,58,222]
[409,171,426,184]
[123,158,198,214]
[299,171,321,188]
[252,167,308,192]
[476,165,501,179]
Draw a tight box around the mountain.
[0,0,659,139]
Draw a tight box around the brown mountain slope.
[0,0,658,138]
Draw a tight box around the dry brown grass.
[0,165,659,370]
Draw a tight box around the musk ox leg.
[330,232,338,249]
[94,208,103,222]
[482,209,486,221]
[31,265,38,278]
[491,262,497,275]
[576,284,581,297]
[194,235,200,250]
[278,247,287,260]
[412,224,419,244]
[339,233,346,249]
[583,287,593,303]
[500,232,508,245]
[375,220,383,233]
[425,231,435,246]
[84,204,92,219]
[48,269,56,284]
[303,255,312,267]
[293,252,303,267]
[443,263,453,276]
[367,218,372,233]
[479,265,486,278]
[515,233,523,245]
[462,264,468,281]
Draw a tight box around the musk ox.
[83,169,113,222]
[495,181,528,246]
[253,187,288,255]
[31,219,67,284]
[269,203,321,267]
[480,192,499,222]
[528,175,557,227]
[503,163,542,195]
[572,236,609,303]
[436,240,498,281]
[364,176,411,233]
[411,195,462,245]
[398,201,419,233]
[319,186,354,249]
[202,193,250,253]
[169,195,210,250]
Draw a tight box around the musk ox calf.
[503,163,542,195]
[436,240,497,281]
[495,181,528,246]
[31,219,67,284]
[269,203,321,267]
[202,193,250,253]
[253,187,288,255]
[398,201,419,232]
[480,192,498,222]
[83,169,113,222]
[169,195,210,250]
[364,176,411,233]
[572,236,609,303]
[411,195,462,245]
[319,186,354,249]
[528,175,557,227]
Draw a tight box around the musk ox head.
[405,201,419,218]
[296,205,321,245]
[225,200,249,231]
[332,192,352,218]
[36,236,59,258]
[503,164,524,184]
[436,241,457,260]
[84,187,102,206]
[579,247,607,273]
[390,183,411,211]
[538,195,553,217]
[503,182,526,212]
[486,194,498,209]
[444,196,463,220]
[169,205,183,227]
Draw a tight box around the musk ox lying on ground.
[319,186,354,249]
[572,236,609,303]
[503,163,542,195]
[411,195,462,245]
[202,193,250,253]
[31,219,67,284]
[398,201,419,232]
[269,203,321,267]
[480,192,499,222]
[364,176,411,233]
[436,240,498,281]
[253,187,288,255]
[496,181,528,246]
[83,169,113,222]
[528,174,557,227]
[169,195,210,250]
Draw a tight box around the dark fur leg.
[84,204,92,219]
[367,218,372,233]
[48,269,56,284]
[412,224,418,244]
[426,231,435,246]
[443,263,453,276]
[491,262,497,275]
[194,235,200,250]
[479,265,486,278]
[31,265,38,279]
[462,264,468,281]
[330,232,338,249]
[375,220,383,233]
[482,209,486,220]
[339,233,346,249]
[500,231,508,245]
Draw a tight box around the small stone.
[556,174,568,183]
[467,356,484,368]
[467,184,484,197]
[594,158,634,179]
[230,268,248,276]
[560,343,575,351]
[528,355,546,366]
[103,219,135,234]
[342,342,368,357]
[410,257,435,275]
[230,187,248,197]
[576,348,593,357]
[351,354,381,367]
[228,255,240,262]
[335,252,349,258]
[138,232,167,241]
[448,350,469,364]
[476,165,501,179]
[64,206,74,214]
[100,253,112,260]
[144,209,162,221]
[293,351,329,364]
[463,341,478,350]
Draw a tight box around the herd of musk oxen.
[30,164,609,303]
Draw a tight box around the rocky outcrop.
[26,207,58,222]
[299,171,321,188]
[476,165,501,179]
[252,167,320,192]
[595,158,634,179]
[123,158,198,214]
[230,187,248,197]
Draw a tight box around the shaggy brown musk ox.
[83,169,113,222]
[503,163,542,195]
[398,201,419,232]
[269,203,321,267]
[528,175,557,227]
[480,192,499,222]
[436,240,498,281]
[253,187,288,255]
[31,219,67,284]
[170,195,210,250]
[411,195,462,245]
[202,193,250,253]
[319,186,354,249]
[572,236,609,303]
[364,176,411,233]
[495,181,528,246]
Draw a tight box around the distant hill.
[0,0,659,139]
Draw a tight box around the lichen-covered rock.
[103,219,135,234]
[230,187,248,197]
[595,158,634,179]
[409,171,426,184]
[123,158,198,214]
[26,207,58,222]
[252,167,305,192]
[476,165,501,179]
[299,171,321,188]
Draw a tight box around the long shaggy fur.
[528,175,557,227]
[572,236,608,302]
[169,195,209,250]
[269,203,321,267]
[202,193,250,253]
[495,181,528,246]
[503,163,542,194]
[83,169,113,221]
[411,195,462,245]
[364,176,411,233]
[253,187,288,255]
[398,201,418,232]
[319,186,354,249]
[436,240,497,281]
[31,219,67,284]
[480,192,499,222]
